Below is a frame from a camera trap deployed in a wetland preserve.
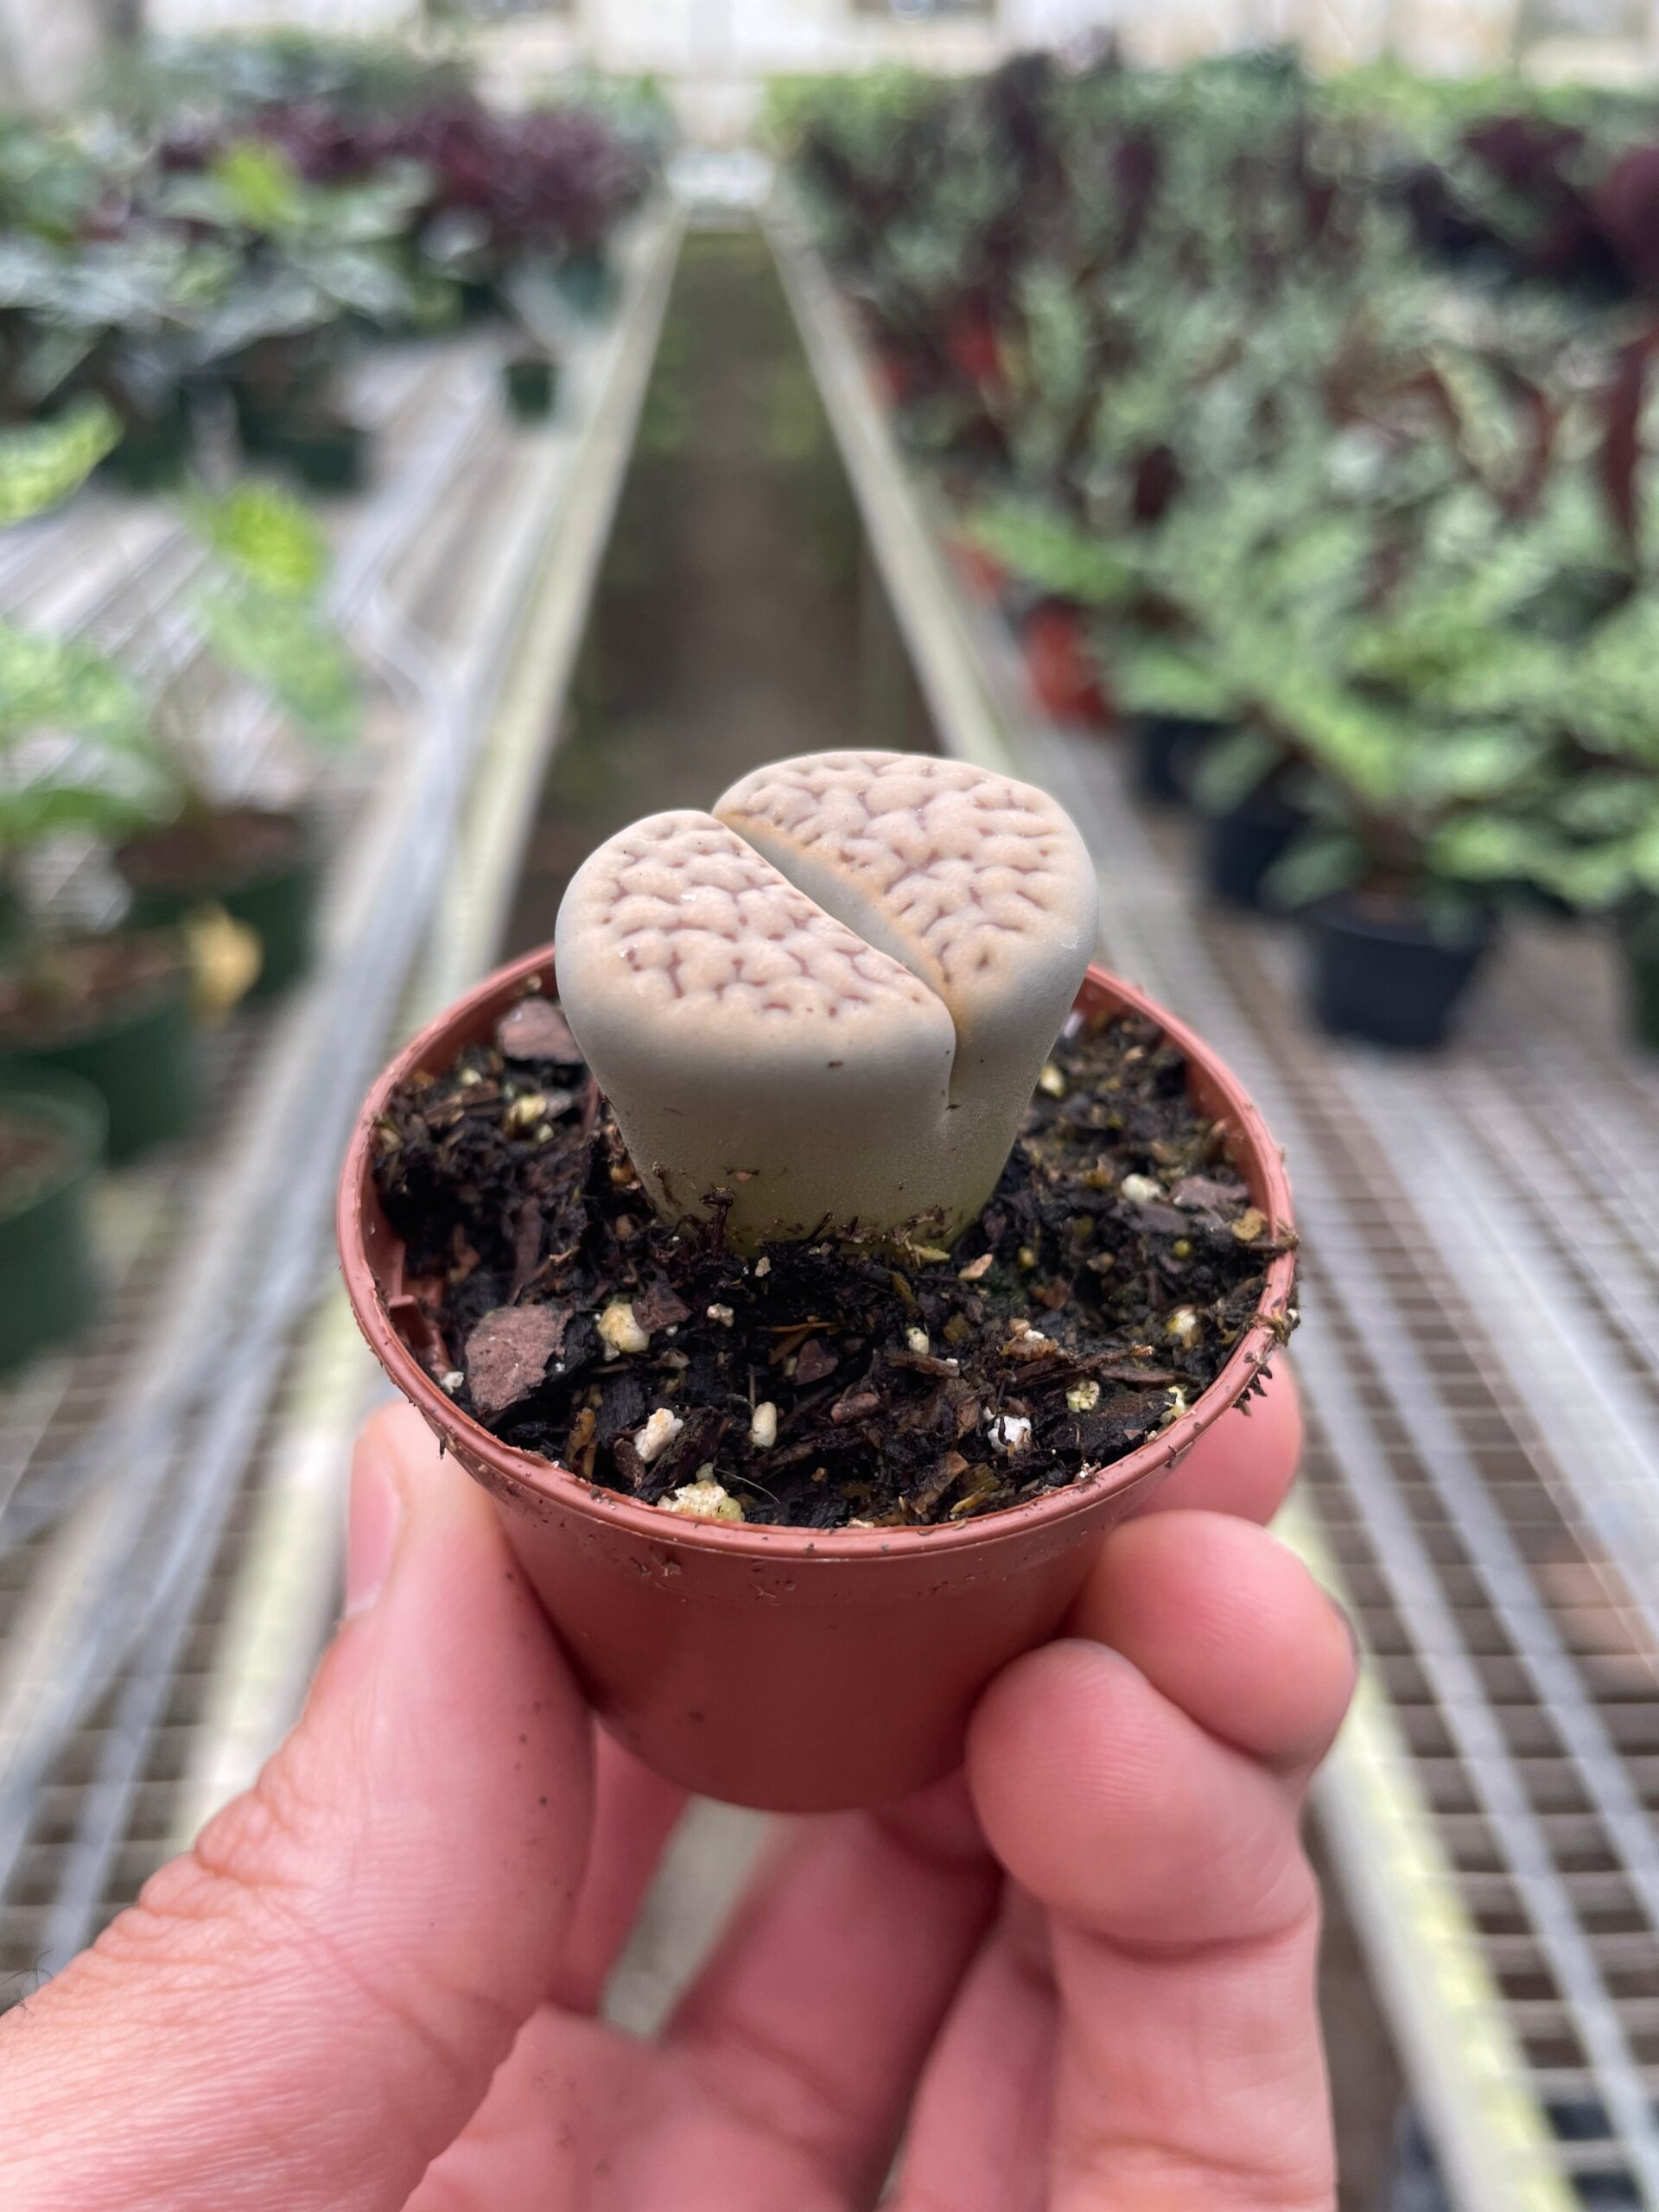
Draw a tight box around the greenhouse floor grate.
[772,198,1659,2212]
[1038,728,1659,2210]
[0,210,683,2003]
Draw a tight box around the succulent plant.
[555,751,1098,1249]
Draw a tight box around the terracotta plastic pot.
[872,344,919,409]
[339,950,1296,1813]
[944,303,1007,394]
[1022,603,1111,731]
[943,534,1007,607]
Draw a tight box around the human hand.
[0,1382,1351,2211]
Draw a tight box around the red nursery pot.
[1022,602,1111,730]
[944,302,1007,393]
[338,951,1297,1814]
[944,533,1008,606]
[872,344,920,410]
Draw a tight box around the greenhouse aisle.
[497,213,946,2038]
[506,221,930,956]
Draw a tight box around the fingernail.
[346,1445,404,1616]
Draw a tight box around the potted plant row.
[0,411,362,1366]
[1,59,662,479]
[783,55,1659,1053]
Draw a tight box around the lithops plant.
[554,749,1098,1247]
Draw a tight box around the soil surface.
[117,806,305,894]
[373,988,1294,1530]
[0,933,182,1048]
[0,1109,69,1216]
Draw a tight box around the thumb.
[0,1403,594,2212]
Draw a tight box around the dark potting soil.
[0,1109,68,1215]
[372,989,1295,1529]
[0,933,182,1048]
[118,806,303,893]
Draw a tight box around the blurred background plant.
[1,32,664,489]
[774,48,1659,1048]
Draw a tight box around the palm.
[414,1761,1009,2211]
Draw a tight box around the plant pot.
[873,343,920,409]
[454,276,500,323]
[503,354,561,421]
[338,950,1297,1814]
[554,251,618,321]
[0,936,200,1162]
[1618,908,1659,1052]
[1128,713,1218,806]
[1306,898,1493,1051]
[1493,877,1577,924]
[117,807,318,1000]
[100,395,193,492]
[230,383,283,460]
[0,1068,105,1373]
[264,420,369,497]
[944,302,1006,393]
[228,348,338,458]
[1199,794,1303,912]
[943,532,1007,606]
[1021,603,1110,730]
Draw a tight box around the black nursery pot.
[503,355,561,420]
[0,1069,105,1373]
[266,420,369,497]
[1200,794,1303,912]
[118,808,318,999]
[1128,714,1219,806]
[101,395,194,492]
[1618,908,1659,1054]
[554,251,618,320]
[1306,897,1494,1051]
[0,938,200,1161]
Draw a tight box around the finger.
[0,1403,594,2212]
[1133,1359,1302,1522]
[549,1732,686,2013]
[968,1639,1336,2209]
[1069,1509,1354,1774]
[406,2004,632,2212]
[654,1775,1000,2201]
[888,1892,1056,2212]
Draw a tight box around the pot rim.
[0,929,190,1052]
[337,949,1297,1563]
[0,1065,107,1222]
[116,804,313,894]
[1308,893,1497,952]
